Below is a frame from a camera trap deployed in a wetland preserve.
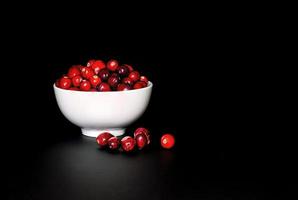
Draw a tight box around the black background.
[3,12,297,199]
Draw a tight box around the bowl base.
[81,128,125,137]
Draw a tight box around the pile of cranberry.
[96,128,150,152]
[55,59,149,92]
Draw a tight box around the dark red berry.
[59,76,72,89]
[139,76,149,85]
[128,71,140,82]
[117,83,130,91]
[124,64,134,72]
[81,67,94,79]
[135,133,148,150]
[96,132,113,148]
[69,87,80,91]
[108,74,121,88]
[91,60,106,74]
[55,79,60,87]
[67,66,81,78]
[121,136,135,152]
[86,59,95,67]
[134,128,150,144]
[122,77,134,87]
[98,69,110,81]
[89,75,102,88]
[90,88,97,92]
[161,134,175,149]
[108,136,120,150]
[116,65,129,77]
[133,81,146,89]
[107,59,119,71]
[97,82,111,92]
[80,80,91,91]
[72,75,82,87]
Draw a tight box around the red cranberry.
[67,66,81,78]
[134,128,150,144]
[90,88,97,92]
[96,132,113,148]
[116,65,129,77]
[59,76,72,89]
[161,134,175,149]
[69,87,80,91]
[80,80,91,91]
[89,75,102,88]
[107,59,119,71]
[117,84,130,91]
[91,60,106,74]
[98,69,110,81]
[108,74,121,88]
[108,136,120,150]
[124,64,134,72]
[121,136,135,152]
[122,77,134,87]
[133,81,146,89]
[86,59,95,67]
[128,71,140,82]
[72,75,82,87]
[97,82,111,92]
[140,76,149,85]
[55,79,60,87]
[81,67,94,79]
[135,133,148,150]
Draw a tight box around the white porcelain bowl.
[53,82,152,137]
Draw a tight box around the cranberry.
[122,77,134,87]
[91,60,106,74]
[121,136,135,152]
[55,79,60,87]
[135,133,148,150]
[86,59,95,67]
[98,69,110,81]
[117,84,130,91]
[89,75,102,88]
[97,82,111,92]
[59,76,72,89]
[128,71,140,82]
[116,65,129,77]
[96,132,113,148]
[108,136,120,150]
[133,81,146,89]
[107,59,119,71]
[67,66,81,78]
[90,88,97,92]
[124,64,134,72]
[69,87,80,91]
[81,67,94,79]
[134,128,150,144]
[140,76,149,85]
[108,74,121,88]
[72,75,82,87]
[161,134,175,149]
[80,80,91,91]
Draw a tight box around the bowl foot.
[81,128,125,137]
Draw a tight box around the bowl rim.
[53,81,153,93]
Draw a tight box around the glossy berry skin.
[96,132,113,148]
[116,65,129,77]
[134,128,150,144]
[89,75,102,88]
[108,136,120,150]
[133,81,146,89]
[107,59,119,71]
[121,136,136,152]
[117,84,130,91]
[91,60,106,74]
[72,75,82,87]
[80,80,91,91]
[122,77,134,87]
[140,76,149,85]
[128,71,140,82]
[135,133,148,150]
[124,64,134,72]
[86,59,95,67]
[81,67,94,79]
[98,69,110,81]
[69,87,80,91]
[161,134,175,149]
[97,82,111,92]
[67,66,81,78]
[108,74,121,88]
[59,76,72,89]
